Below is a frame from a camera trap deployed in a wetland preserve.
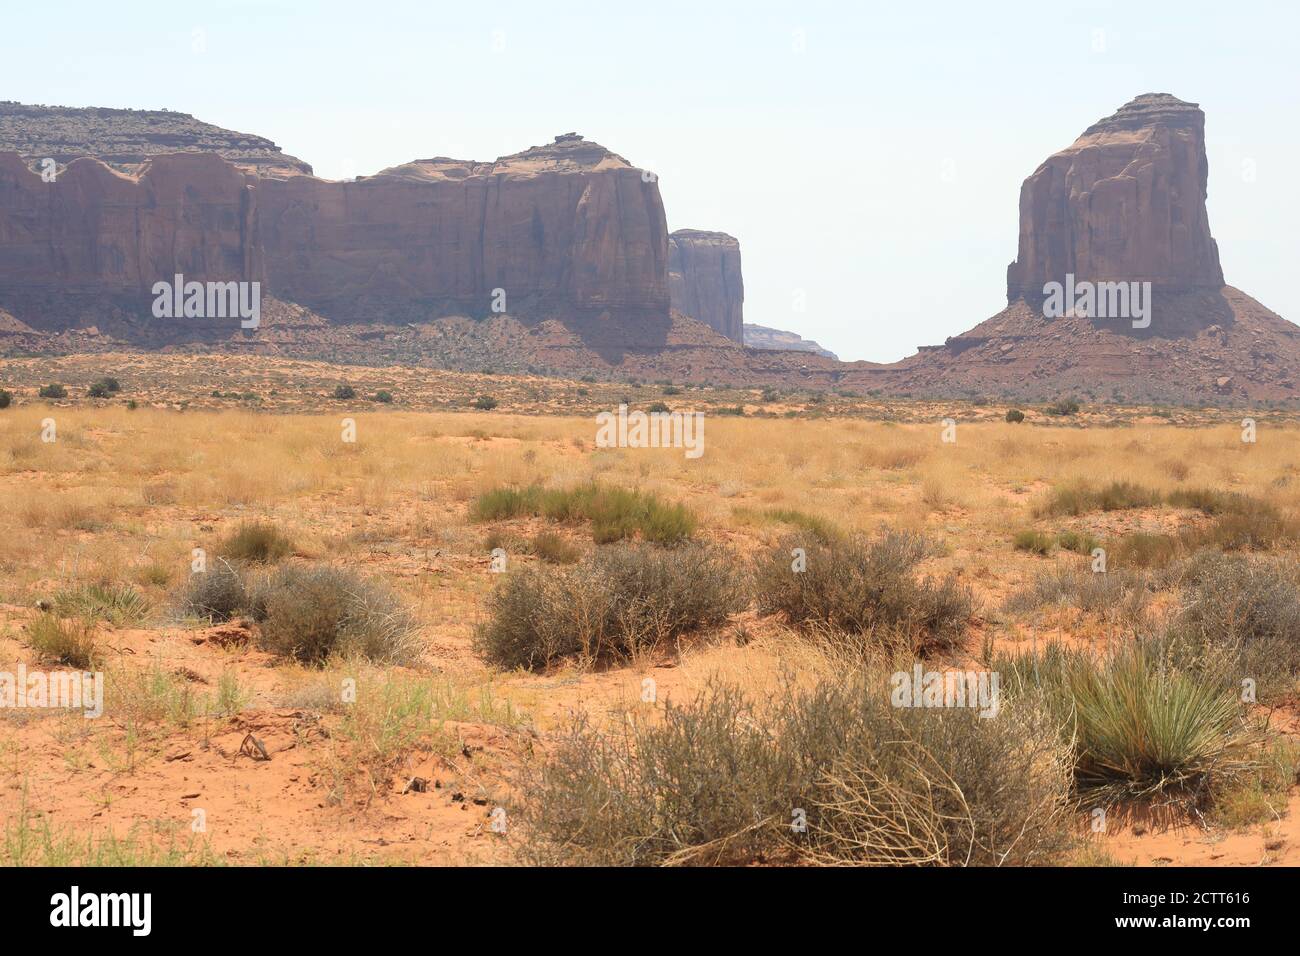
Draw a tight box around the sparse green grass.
[1013,529,1055,555]
[26,614,97,668]
[217,521,294,564]
[2,796,220,866]
[733,506,842,544]
[471,482,696,545]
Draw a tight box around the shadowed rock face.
[0,132,669,336]
[668,229,743,342]
[1006,93,1224,300]
[259,135,669,324]
[0,151,261,313]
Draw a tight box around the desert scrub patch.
[177,561,248,622]
[1035,480,1162,517]
[1055,530,1100,554]
[754,531,972,654]
[52,583,150,626]
[516,674,1072,866]
[531,530,581,564]
[1003,565,1150,625]
[1164,553,1300,702]
[217,520,294,564]
[26,613,97,668]
[1208,738,1300,830]
[476,543,747,670]
[313,670,526,804]
[471,482,696,545]
[252,565,419,666]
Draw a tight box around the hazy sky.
[4,0,1296,362]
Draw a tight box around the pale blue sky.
[4,0,1296,361]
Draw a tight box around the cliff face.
[1006,93,1223,299]
[0,132,669,334]
[259,134,669,323]
[667,229,743,341]
[0,151,261,310]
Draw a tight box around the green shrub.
[476,543,746,669]
[373,390,394,404]
[332,384,357,400]
[1013,529,1054,555]
[87,381,112,399]
[0,389,11,409]
[1044,397,1080,416]
[647,401,671,414]
[754,531,972,653]
[1055,530,1100,554]
[470,483,695,545]
[217,521,294,564]
[253,565,419,665]
[27,614,97,668]
[472,395,499,410]
[38,384,67,400]
[1004,409,1025,423]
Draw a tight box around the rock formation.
[0,101,311,176]
[871,93,1300,403]
[743,324,838,360]
[259,134,669,325]
[667,229,743,341]
[1006,93,1223,300]
[0,151,261,326]
[0,130,668,338]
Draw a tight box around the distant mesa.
[668,230,744,342]
[1,96,1297,403]
[0,100,312,176]
[743,324,838,360]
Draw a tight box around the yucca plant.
[53,583,151,626]
[1065,642,1259,799]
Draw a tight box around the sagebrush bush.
[27,613,97,668]
[178,562,248,622]
[253,565,419,665]
[518,674,1073,866]
[1165,553,1300,702]
[217,521,294,564]
[1004,565,1149,624]
[754,531,972,653]
[476,543,747,669]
